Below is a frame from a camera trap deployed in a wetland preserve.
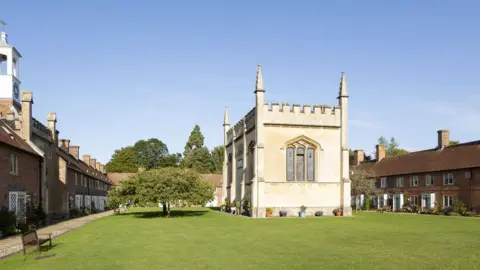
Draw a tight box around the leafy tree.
[377,136,409,157]
[211,146,225,174]
[105,146,139,173]
[350,166,375,211]
[157,153,183,168]
[134,138,169,170]
[109,167,214,216]
[183,147,214,173]
[183,125,205,157]
[449,140,459,146]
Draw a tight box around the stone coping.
[0,210,113,260]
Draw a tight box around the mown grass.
[1,208,480,269]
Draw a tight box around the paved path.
[0,210,114,260]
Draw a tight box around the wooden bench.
[21,230,52,256]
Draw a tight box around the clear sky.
[2,0,479,163]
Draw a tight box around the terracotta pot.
[335,211,342,216]
[266,212,271,217]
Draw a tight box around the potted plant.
[266,207,273,217]
[333,208,343,216]
[314,211,324,216]
[279,210,287,217]
[231,201,237,214]
[299,205,307,217]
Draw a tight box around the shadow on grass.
[117,209,209,219]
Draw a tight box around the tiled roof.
[0,119,41,157]
[57,147,110,184]
[107,173,137,185]
[362,141,480,177]
[200,174,222,187]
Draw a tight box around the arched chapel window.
[286,139,316,182]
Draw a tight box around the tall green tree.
[377,136,409,157]
[105,146,139,173]
[157,153,183,168]
[183,147,215,173]
[134,138,169,170]
[211,145,225,174]
[183,125,205,157]
[182,125,215,173]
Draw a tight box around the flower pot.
[335,211,342,216]
[315,211,324,217]
[299,210,307,217]
[279,210,287,217]
[266,212,272,217]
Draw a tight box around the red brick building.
[58,140,111,214]
[0,119,43,219]
[353,130,480,212]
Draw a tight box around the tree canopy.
[134,138,169,170]
[211,146,225,174]
[105,146,139,173]
[377,136,409,157]
[182,125,218,173]
[107,167,215,216]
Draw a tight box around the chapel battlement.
[262,102,341,127]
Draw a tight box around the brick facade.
[0,120,42,210]
[353,130,480,212]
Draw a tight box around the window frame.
[10,153,18,175]
[396,177,404,187]
[380,177,387,188]
[443,195,453,208]
[411,175,419,187]
[286,144,316,182]
[425,175,434,186]
[443,173,454,185]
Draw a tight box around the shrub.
[25,202,46,228]
[0,207,17,238]
[300,205,307,212]
[266,208,273,215]
[453,201,467,216]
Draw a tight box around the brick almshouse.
[352,130,480,212]
[0,26,111,224]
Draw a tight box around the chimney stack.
[20,92,33,141]
[99,164,105,173]
[89,158,97,169]
[96,162,101,171]
[353,150,365,166]
[69,145,80,159]
[47,112,57,145]
[437,130,450,149]
[376,144,386,162]
[82,155,91,166]
[60,139,70,149]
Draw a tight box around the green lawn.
[2,208,480,269]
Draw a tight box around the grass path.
[1,208,480,269]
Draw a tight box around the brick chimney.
[376,144,386,162]
[82,155,91,165]
[47,112,58,145]
[69,145,80,159]
[437,129,450,149]
[353,150,365,166]
[20,92,33,141]
[89,158,97,169]
[60,139,70,150]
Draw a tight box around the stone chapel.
[222,65,352,218]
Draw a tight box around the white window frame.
[425,175,433,186]
[443,195,453,207]
[10,153,18,175]
[75,172,78,186]
[443,173,454,185]
[465,171,471,179]
[380,177,387,188]
[411,176,419,187]
[9,191,27,221]
[396,177,404,187]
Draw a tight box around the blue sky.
[2,0,479,162]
